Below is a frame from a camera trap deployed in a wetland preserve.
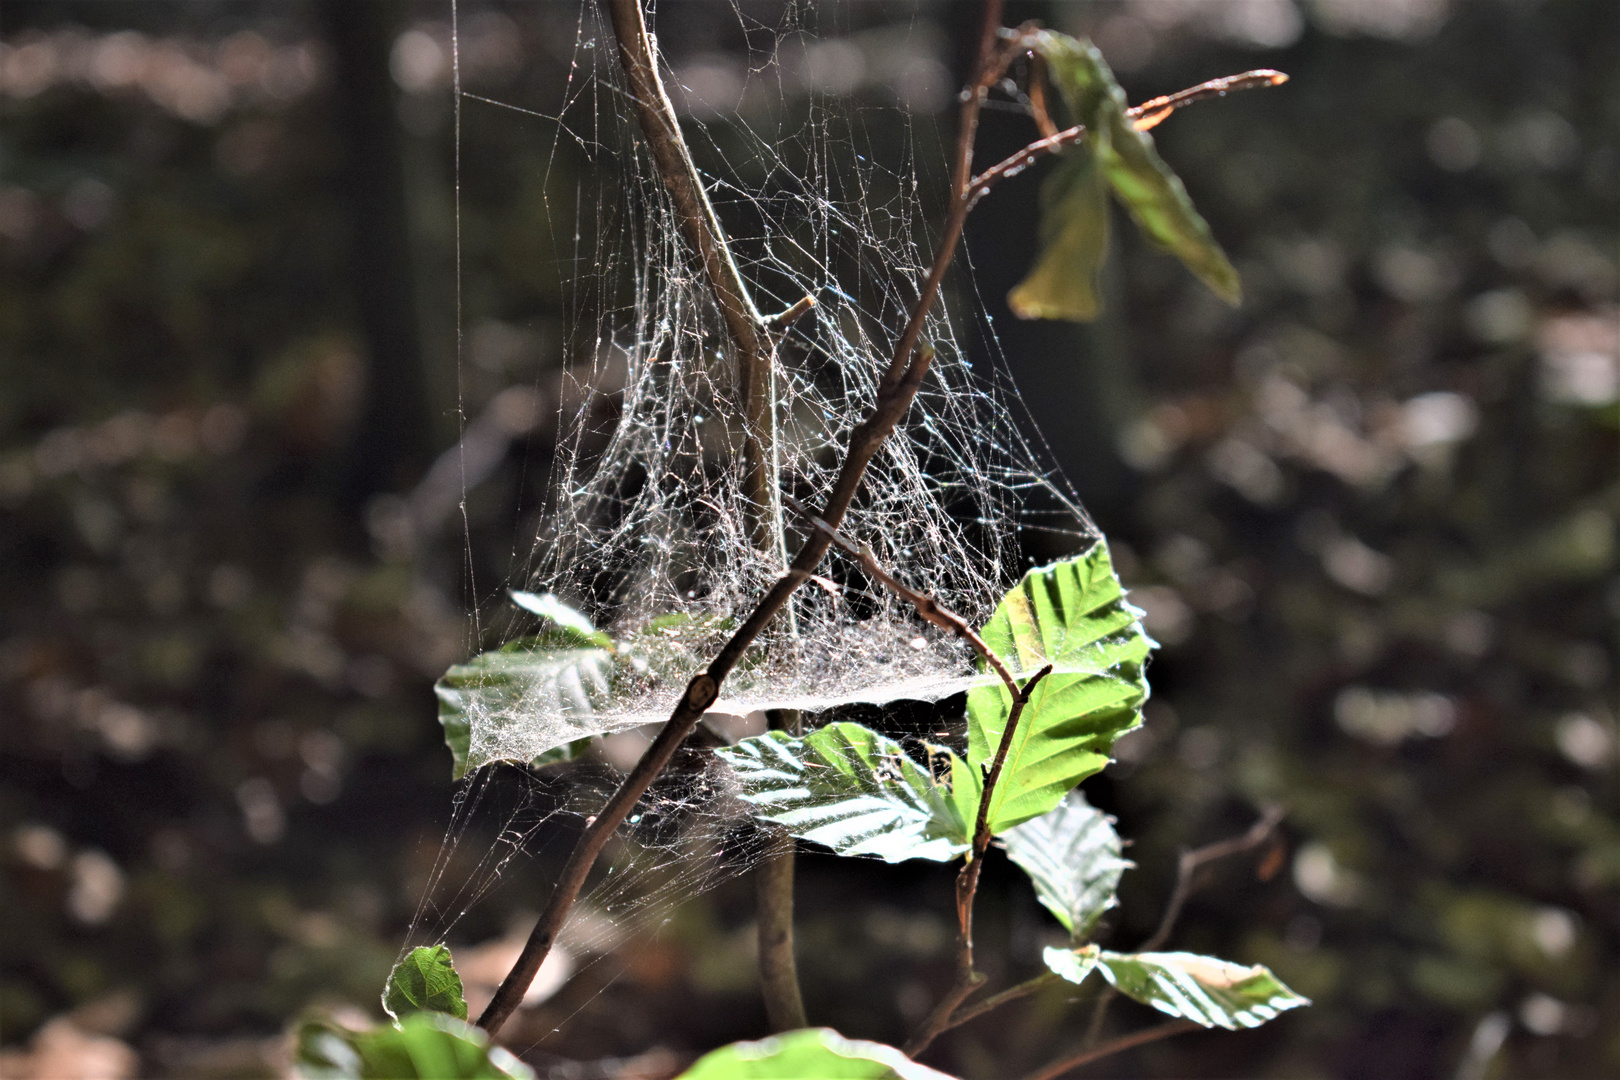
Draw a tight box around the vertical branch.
[604,0,804,1026]
[603,0,785,568]
[757,706,807,1031]
[756,829,808,1031]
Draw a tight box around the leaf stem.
[476,0,1008,1038]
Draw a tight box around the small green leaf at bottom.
[383,944,468,1021]
[1042,948,1309,1030]
[295,1012,533,1080]
[675,1028,957,1080]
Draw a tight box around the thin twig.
[1080,804,1286,1047]
[1018,1020,1199,1080]
[1143,803,1286,952]
[477,0,1009,1037]
[882,1,1015,390]
[1127,69,1288,133]
[783,493,1019,694]
[967,68,1288,207]
[903,665,1050,1059]
[943,970,1061,1032]
[765,294,817,332]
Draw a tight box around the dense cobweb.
[457,0,1093,774]
[406,1,1098,1038]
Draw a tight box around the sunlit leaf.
[1004,789,1131,936]
[1041,945,1100,986]
[966,543,1152,833]
[1007,150,1111,321]
[294,1012,534,1080]
[508,591,613,649]
[716,722,974,863]
[382,944,468,1021]
[675,1028,957,1080]
[1013,31,1242,321]
[1100,115,1243,306]
[435,638,616,781]
[1092,950,1310,1030]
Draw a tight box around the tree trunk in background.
[326,0,433,506]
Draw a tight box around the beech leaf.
[966,543,1152,833]
[717,722,975,863]
[1003,789,1131,936]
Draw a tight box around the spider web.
[453,0,1093,775]
[404,1,1097,1035]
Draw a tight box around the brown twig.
[941,970,1061,1032]
[755,827,807,1031]
[903,664,1050,1059]
[1079,804,1286,1048]
[1143,803,1286,952]
[477,0,1010,1037]
[1017,1019,1200,1080]
[967,68,1288,207]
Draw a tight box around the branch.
[1018,1020,1199,1080]
[1080,804,1286,1047]
[967,68,1288,206]
[603,0,783,568]
[1142,803,1286,952]
[476,0,1011,1038]
[755,827,807,1030]
[942,970,1060,1031]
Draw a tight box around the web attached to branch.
[458,1,1093,775]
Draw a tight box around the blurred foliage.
[1,2,1616,1079]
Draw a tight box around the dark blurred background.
[2,2,1616,1078]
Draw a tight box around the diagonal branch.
[1017,1019,1199,1080]
[1079,804,1286,1048]
[476,0,1012,1038]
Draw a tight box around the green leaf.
[675,1028,957,1080]
[1003,789,1131,937]
[966,543,1152,833]
[435,638,615,781]
[1007,150,1111,321]
[508,591,613,649]
[1013,31,1241,322]
[1099,113,1242,306]
[1092,950,1310,1030]
[1041,945,1100,986]
[294,1012,534,1080]
[382,944,468,1021]
[716,722,973,863]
